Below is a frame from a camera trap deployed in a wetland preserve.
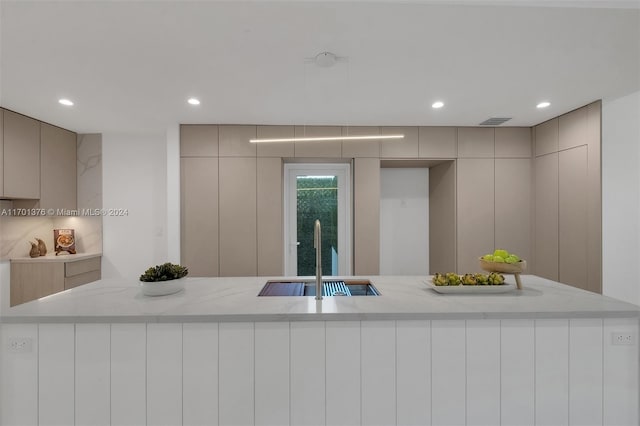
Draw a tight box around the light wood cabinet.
[180,157,219,277]
[39,123,77,211]
[495,159,531,265]
[256,126,294,158]
[219,157,257,276]
[219,125,256,157]
[495,128,531,158]
[429,161,456,273]
[257,158,283,276]
[456,159,495,273]
[3,110,40,199]
[534,153,559,281]
[419,127,456,158]
[380,126,418,158]
[294,126,342,158]
[342,127,380,158]
[559,106,588,151]
[353,158,380,275]
[559,146,588,290]
[457,127,494,158]
[10,256,101,306]
[180,125,218,157]
[534,118,558,157]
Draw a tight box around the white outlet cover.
[7,337,33,353]
[611,332,635,345]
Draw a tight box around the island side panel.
[75,324,110,426]
[183,323,219,426]
[1,318,639,426]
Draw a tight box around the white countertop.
[2,275,638,323]
[10,252,102,263]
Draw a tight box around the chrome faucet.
[314,219,322,300]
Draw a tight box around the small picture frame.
[54,229,76,255]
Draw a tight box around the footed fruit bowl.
[479,258,527,274]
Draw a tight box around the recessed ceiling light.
[188,98,200,105]
[432,101,444,109]
[537,101,551,109]
[58,99,74,106]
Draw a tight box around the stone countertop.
[1,275,638,323]
[10,252,102,263]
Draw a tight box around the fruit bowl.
[479,258,527,274]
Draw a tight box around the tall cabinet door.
[457,159,495,273]
[559,146,588,290]
[181,157,219,277]
[219,157,257,276]
[257,157,283,276]
[3,110,40,199]
[534,153,559,281]
[495,159,531,266]
[40,123,77,210]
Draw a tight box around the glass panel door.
[284,163,351,276]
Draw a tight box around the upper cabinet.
[40,123,77,211]
[380,126,418,158]
[2,109,40,199]
[1,108,78,212]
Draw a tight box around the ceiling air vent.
[478,117,512,126]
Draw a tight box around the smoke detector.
[314,52,337,68]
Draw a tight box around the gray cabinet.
[457,128,494,158]
[39,123,77,211]
[380,126,418,158]
[180,157,219,277]
[419,127,456,158]
[353,158,380,274]
[456,158,495,273]
[558,146,588,290]
[3,110,40,199]
[294,126,342,158]
[495,159,531,265]
[257,157,283,276]
[429,161,456,273]
[219,157,257,276]
[10,256,101,306]
[534,153,559,281]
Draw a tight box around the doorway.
[284,163,352,276]
[380,167,430,275]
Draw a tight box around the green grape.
[493,249,509,259]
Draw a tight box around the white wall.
[602,90,640,305]
[380,168,429,275]
[102,133,168,279]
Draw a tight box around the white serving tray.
[427,281,516,294]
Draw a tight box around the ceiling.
[1,0,639,134]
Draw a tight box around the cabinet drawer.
[65,257,101,277]
[65,270,101,290]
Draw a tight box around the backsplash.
[0,133,102,259]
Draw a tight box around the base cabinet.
[10,256,101,306]
[1,318,637,426]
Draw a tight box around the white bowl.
[141,278,185,296]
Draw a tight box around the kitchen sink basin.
[258,279,380,296]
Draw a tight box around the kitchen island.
[1,275,638,426]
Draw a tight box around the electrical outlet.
[7,337,33,353]
[612,332,635,346]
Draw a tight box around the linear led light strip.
[249,134,404,143]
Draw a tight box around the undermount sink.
[258,280,380,297]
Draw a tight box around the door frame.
[283,162,352,276]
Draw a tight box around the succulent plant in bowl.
[140,262,188,282]
[140,263,188,296]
